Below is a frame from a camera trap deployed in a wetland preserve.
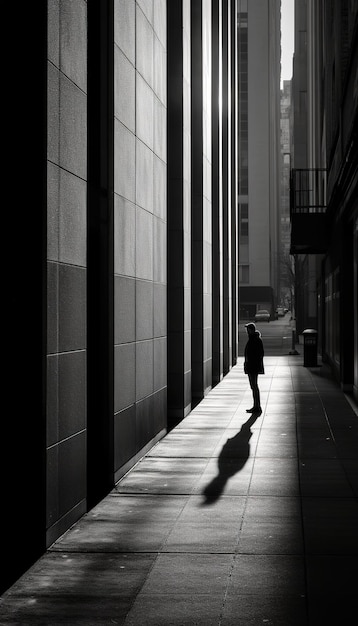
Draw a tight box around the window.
[239,265,249,283]
[240,203,249,241]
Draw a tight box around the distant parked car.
[254,309,270,323]
[276,307,285,317]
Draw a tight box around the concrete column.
[5,0,48,593]
[222,0,232,374]
[191,0,213,403]
[230,0,239,364]
[212,0,224,384]
[191,0,204,403]
[87,0,114,510]
[167,0,192,420]
[113,0,167,480]
[46,0,88,545]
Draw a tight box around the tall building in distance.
[238,0,281,320]
[279,79,294,309]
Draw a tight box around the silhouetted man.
[244,322,264,414]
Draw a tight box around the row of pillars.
[167,0,239,420]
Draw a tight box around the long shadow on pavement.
[201,411,261,505]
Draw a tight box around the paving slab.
[248,457,300,496]
[226,554,306,596]
[221,594,308,626]
[124,593,225,626]
[301,497,358,555]
[299,459,357,497]
[1,355,358,625]
[0,553,156,625]
[50,494,188,553]
[115,457,209,495]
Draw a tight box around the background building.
[238,0,281,320]
[279,80,294,310]
[290,0,358,398]
[4,0,239,594]
[290,0,318,333]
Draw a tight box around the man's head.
[245,322,256,335]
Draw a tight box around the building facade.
[238,0,281,320]
[279,80,294,309]
[4,0,239,594]
[290,0,358,399]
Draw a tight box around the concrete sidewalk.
[1,356,358,625]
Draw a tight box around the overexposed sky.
[281,0,295,86]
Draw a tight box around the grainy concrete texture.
[1,355,357,625]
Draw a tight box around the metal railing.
[290,168,327,216]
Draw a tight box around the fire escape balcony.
[290,168,329,254]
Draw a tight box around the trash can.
[302,329,318,367]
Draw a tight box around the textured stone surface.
[2,357,358,625]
